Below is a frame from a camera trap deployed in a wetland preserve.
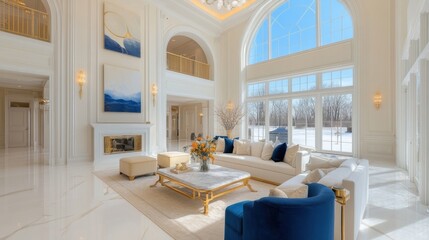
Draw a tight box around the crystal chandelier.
[201,0,247,11]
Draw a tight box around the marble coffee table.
[150,164,257,215]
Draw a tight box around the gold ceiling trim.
[191,0,256,21]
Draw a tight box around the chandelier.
[201,0,247,11]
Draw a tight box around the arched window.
[249,0,353,65]
[246,0,354,154]
[0,0,50,42]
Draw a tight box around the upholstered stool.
[157,151,190,168]
[120,156,157,181]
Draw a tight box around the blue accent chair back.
[225,183,335,240]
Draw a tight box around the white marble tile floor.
[1,147,428,240]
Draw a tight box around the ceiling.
[0,70,47,91]
[188,0,258,21]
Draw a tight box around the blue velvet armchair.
[225,183,335,240]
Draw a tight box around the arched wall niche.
[163,25,216,81]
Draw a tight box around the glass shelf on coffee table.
[150,164,257,215]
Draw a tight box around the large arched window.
[246,0,354,154]
[249,0,353,65]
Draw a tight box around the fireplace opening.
[104,135,142,154]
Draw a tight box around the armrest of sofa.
[341,159,369,240]
[295,150,310,174]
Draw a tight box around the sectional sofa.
[213,140,368,240]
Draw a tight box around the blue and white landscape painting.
[104,65,141,113]
[104,2,141,58]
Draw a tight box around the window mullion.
[316,0,321,47]
[268,15,272,60]
[315,76,323,151]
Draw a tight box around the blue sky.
[249,0,353,65]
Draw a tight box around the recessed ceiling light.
[172,39,176,42]
[17,85,22,88]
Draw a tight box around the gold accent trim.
[332,187,350,240]
[250,176,281,186]
[151,172,257,215]
[191,0,256,21]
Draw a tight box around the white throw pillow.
[235,140,251,155]
[339,158,358,171]
[269,188,288,198]
[277,184,308,198]
[233,139,249,154]
[318,167,352,187]
[303,169,326,184]
[250,142,265,157]
[215,138,225,152]
[284,144,300,167]
[261,142,274,160]
[306,155,346,171]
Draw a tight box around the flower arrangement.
[190,136,216,172]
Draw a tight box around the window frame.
[246,67,354,155]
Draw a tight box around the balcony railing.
[167,52,210,80]
[0,0,50,42]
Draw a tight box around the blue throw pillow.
[271,142,287,162]
[214,135,228,140]
[224,138,234,153]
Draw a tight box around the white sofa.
[214,150,310,184]
[215,146,368,240]
[278,157,368,240]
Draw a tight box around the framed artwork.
[104,2,141,58]
[104,65,142,113]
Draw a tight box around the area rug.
[94,169,275,240]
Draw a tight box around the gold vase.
[227,129,232,138]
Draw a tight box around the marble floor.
[0,147,429,240]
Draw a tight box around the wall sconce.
[373,92,382,110]
[77,70,86,99]
[151,83,158,107]
[226,100,234,111]
[199,113,204,117]
[39,98,49,105]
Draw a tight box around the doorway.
[8,105,30,147]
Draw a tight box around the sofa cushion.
[216,138,225,152]
[269,188,288,198]
[261,142,274,160]
[271,142,287,162]
[303,169,325,184]
[284,144,299,167]
[306,155,346,171]
[318,167,352,187]
[250,142,264,157]
[224,138,234,153]
[214,154,296,176]
[277,184,308,198]
[235,140,251,155]
[232,138,244,154]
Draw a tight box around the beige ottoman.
[120,156,157,180]
[157,151,190,168]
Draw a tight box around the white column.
[419,60,429,205]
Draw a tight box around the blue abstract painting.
[104,65,141,113]
[104,2,141,58]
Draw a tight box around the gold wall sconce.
[226,100,234,111]
[151,83,158,107]
[39,98,49,105]
[373,92,382,110]
[77,70,86,99]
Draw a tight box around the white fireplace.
[92,123,153,169]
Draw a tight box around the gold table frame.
[151,171,257,215]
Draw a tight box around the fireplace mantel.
[92,123,154,169]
